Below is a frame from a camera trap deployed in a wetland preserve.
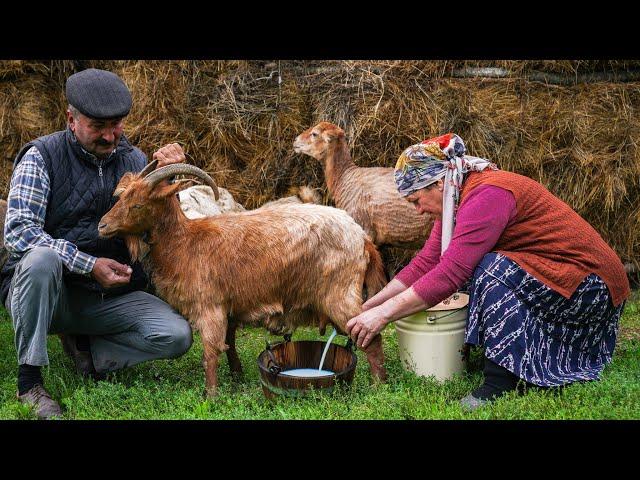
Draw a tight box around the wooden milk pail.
[257,339,357,399]
[394,292,469,381]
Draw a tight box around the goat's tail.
[364,237,387,296]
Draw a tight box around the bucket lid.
[426,292,469,312]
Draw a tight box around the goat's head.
[293,121,345,161]
[98,161,220,239]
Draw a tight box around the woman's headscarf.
[394,133,497,254]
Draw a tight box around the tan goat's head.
[293,121,345,161]
[98,161,220,239]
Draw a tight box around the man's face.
[67,109,125,158]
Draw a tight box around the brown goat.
[294,122,432,249]
[99,164,388,397]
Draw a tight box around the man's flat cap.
[66,68,132,119]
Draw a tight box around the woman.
[346,133,630,409]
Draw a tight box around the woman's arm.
[409,185,516,307]
[347,185,517,349]
[362,278,409,311]
[393,219,442,287]
[362,218,442,311]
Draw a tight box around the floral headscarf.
[394,133,497,254]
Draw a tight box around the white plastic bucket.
[394,292,468,381]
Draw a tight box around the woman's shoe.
[460,356,520,410]
[460,393,489,411]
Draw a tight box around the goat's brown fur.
[294,122,432,249]
[99,172,388,396]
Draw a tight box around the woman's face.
[405,180,444,218]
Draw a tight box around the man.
[1,68,193,419]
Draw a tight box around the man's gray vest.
[0,128,149,302]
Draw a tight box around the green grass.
[1,293,639,420]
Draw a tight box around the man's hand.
[91,257,132,289]
[152,143,185,168]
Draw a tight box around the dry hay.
[0,61,49,80]
[189,61,317,207]
[0,73,67,197]
[1,60,639,271]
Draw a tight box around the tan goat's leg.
[362,334,387,383]
[225,319,243,380]
[198,308,228,398]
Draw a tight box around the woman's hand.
[346,306,390,349]
[348,287,430,349]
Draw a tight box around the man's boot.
[17,384,62,420]
[59,334,104,380]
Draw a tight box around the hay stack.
[1,60,639,270]
[0,73,67,197]
[0,61,49,80]
[189,61,316,207]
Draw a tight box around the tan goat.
[98,163,388,397]
[294,122,432,249]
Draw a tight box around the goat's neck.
[324,140,356,197]
[147,196,189,251]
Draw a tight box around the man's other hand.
[152,143,185,168]
[91,257,132,288]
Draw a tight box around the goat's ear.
[321,130,336,143]
[113,172,136,197]
[321,127,344,144]
[149,179,198,199]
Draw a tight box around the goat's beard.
[124,236,150,263]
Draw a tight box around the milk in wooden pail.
[394,292,468,381]
[257,340,357,399]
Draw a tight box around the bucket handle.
[263,333,292,354]
[264,341,283,375]
[423,307,467,324]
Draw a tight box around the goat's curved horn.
[143,164,220,200]
[138,159,158,178]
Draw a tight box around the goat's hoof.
[371,369,388,384]
[203,387,218,399]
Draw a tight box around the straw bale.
[109,61,198,163]
[0,74,66,197]
[1,60,639,270]
[0,60,48,79]
[189,61,317,208]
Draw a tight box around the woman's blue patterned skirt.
[466,253,624,387]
